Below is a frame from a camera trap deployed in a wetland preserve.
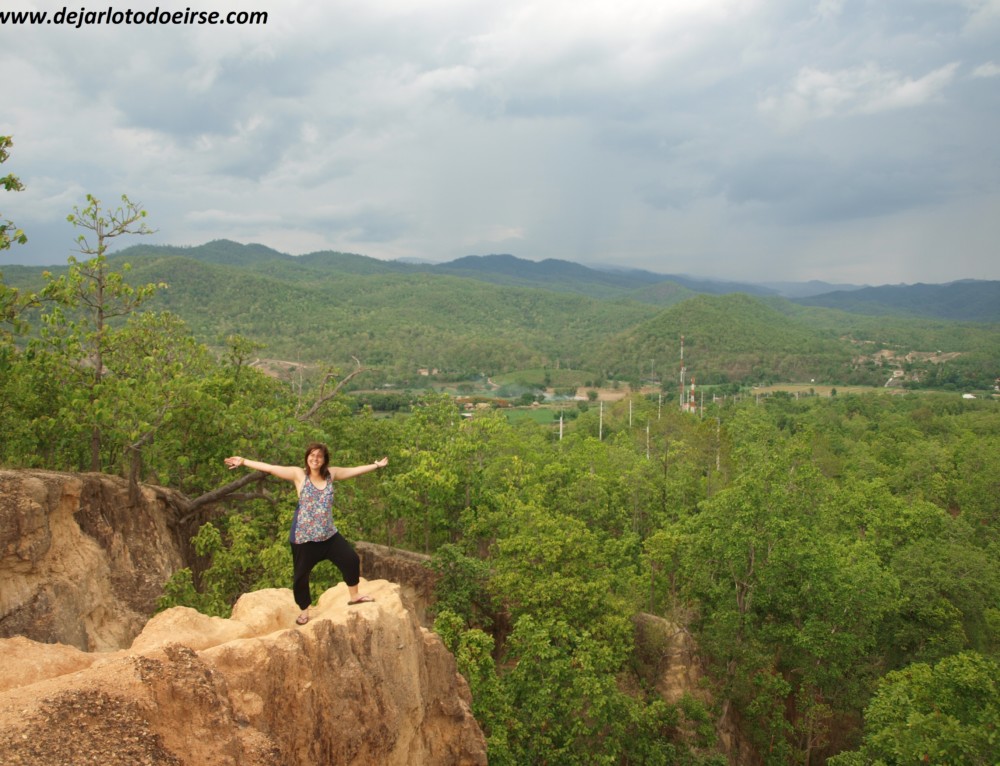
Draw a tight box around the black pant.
[290,533,361,610]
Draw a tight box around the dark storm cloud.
[723,153,942,223]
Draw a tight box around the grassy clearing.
[750,383,895,397]
[504,407,562,425]
[492,368,597,388]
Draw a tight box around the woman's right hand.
[224,456,245,470]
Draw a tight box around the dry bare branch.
[299,356,369,422]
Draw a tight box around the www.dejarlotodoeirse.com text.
[0,6,268,27]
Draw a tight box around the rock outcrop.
[0,470,442,649]
[0,469,186,651]
[0,580,488,766]
[356,541,436,626]
[633,613,756,766]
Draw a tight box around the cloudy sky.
[2,0,999,284]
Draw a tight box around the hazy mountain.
[794,280,1000,322]
[394,256,439,265]
[623,280,699,308]
[589,264,778,297]
[112,240,293,267]
[758,280,865,298]
[427,253,664,298]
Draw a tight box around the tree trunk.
[178,470,270,524]
[90,425,101,473]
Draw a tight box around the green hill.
[112,240,296,270]
[120,254,659,375]
[112,240,412,281]
[598,293,853,384]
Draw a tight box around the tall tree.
[1,135,33,337]
[42,194,163,470]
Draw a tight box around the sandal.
[296,610,310,625]
[347,595,375,605]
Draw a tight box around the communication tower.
[680,335,698,414]
[679,335,686,411]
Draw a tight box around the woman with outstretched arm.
[225,443,388,625]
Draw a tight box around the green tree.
[490,504,634,639]
[829,651,1000,766]
[886,536,1000,667]
[99,311,215,499]
[0,342,74,466]
[1,135,34,337]
[434,610,514,762]
[0,136,26,252]
[683,408,899,763]
[40,194,163,470]
[953,432,1000,549]
[381,395,463,551]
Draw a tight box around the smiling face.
[303,443,330,478]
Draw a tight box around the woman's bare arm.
[330,456,388,481]
[225,456,304,487]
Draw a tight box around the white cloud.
[759,62,960,129]
[963,0,1000,33]
[464,225,526,246]
[971,60,1000,76]
[413,66,479,94]
[186,209,281,227]
[814,0,845,22]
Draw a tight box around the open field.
[751,383,1000,399]
[491,368,597,388]
[750,383,890,397]
[504,407,562,425]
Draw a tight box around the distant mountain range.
[7,239,997,324]
[94,241,997,322]
[433,255,1000,318]
[399,255,866,299]
[5,239,997,386]
[794,280,1000,322]
[421,251,997,322]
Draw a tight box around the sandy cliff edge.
[0,579,488,766]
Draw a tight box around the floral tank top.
[289,475,338,544]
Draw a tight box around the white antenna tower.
[679,335,686,411]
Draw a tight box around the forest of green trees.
[2,161,998,764]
